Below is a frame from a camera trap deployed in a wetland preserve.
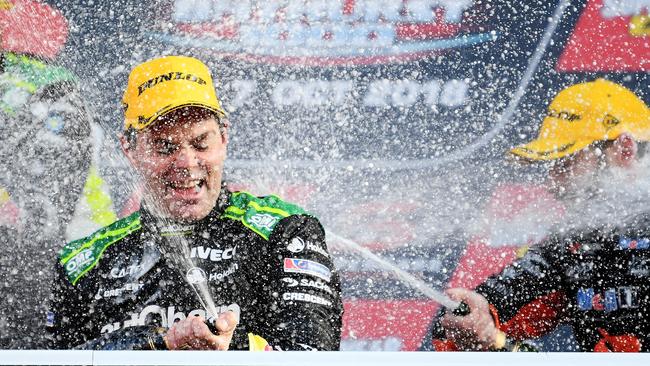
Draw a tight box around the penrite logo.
[152,0,496,66]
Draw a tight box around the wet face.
[122,108,228,222]
[546,136,637,199]
[547,145,603,197]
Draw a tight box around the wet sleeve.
[261,215,343,350]
[72,326,168,350]
[474,241,564,323]
[46,262,167,350]
[45,262,91,349]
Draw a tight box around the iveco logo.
[154,0,496,66]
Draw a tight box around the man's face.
[546,145,604,199]
[123,109,228,221]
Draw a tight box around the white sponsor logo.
[306,241,329,258]
[618,287,639,309]
[94,283,144,300]
[186,267,207,284]
[287,237,306,253]
[190,246,236,262]
[249,213,278,230]
[282,292,332,307]
[565,262,595,281]
[209,263,239,282]
[282,277,333,294]
[65,249,94,276]
[271,80,353,107]
[100,303,241,334]
[159,223,195,235]
[286,237,328,257]
[110,264,145,278]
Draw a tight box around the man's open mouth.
[166,178,206,192]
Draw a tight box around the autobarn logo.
[155,0,496,65]
[100,303,241,334]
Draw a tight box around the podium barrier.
[1,351,649,366]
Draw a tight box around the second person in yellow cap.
[438,79,650,352]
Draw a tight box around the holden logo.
[287,237,306,253]
[186,267,207,284]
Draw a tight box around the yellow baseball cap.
[122,55,226,131]
[510,79,650,161]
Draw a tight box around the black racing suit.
[0,53,92,348]
[46,187,342,350]
[475,214,650,351]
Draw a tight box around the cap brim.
[155,102,227,121]
[509,138,593,161]
[134,101,227,131]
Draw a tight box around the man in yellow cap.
[46,55,342,351]
[436,79,650,352]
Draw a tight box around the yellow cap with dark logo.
[122,55,227,131]
[510,79,650,161]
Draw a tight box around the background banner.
[51,0,649,351]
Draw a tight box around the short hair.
[124,108,227,151]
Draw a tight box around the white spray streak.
[328,231,460,309]
[105,148,221,319]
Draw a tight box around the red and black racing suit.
[46,186,342,350]
[473,215,650,351]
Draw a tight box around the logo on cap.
[137,71,207,96]
[603,113,620,129]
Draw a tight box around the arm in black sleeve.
[474,239,565,323]
[47,262,169,350]
[46,263,90,349]
[263,215,343,350]
[72,326,168,350]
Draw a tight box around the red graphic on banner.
[0,0,68,59]
[557,0,650,72]
[342,300,440,351]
